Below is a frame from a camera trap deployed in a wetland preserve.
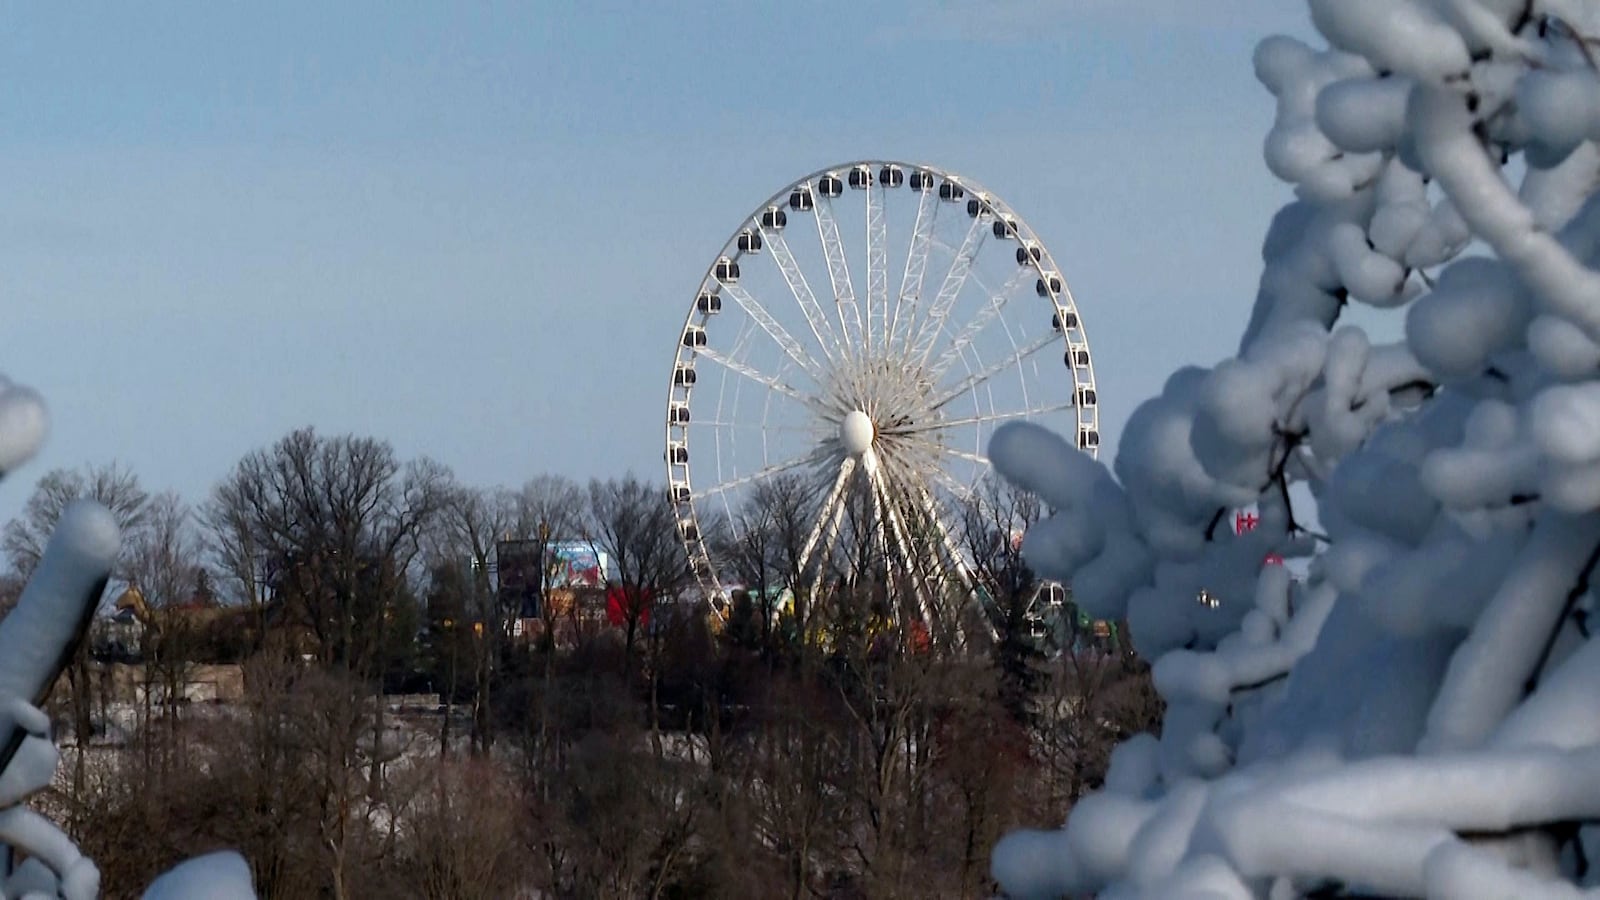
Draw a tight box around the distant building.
[497,539,611,641]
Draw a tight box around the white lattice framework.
[665,161,1098,634]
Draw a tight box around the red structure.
[605,586,653,628]
[1234,509,1283,566]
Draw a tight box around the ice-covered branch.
[993,3,1600,897]
[0,375,261,897]
[0,377,47,480]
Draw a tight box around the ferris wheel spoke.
[889,182,940,356]
[866,182,889,354]
[797,456,856,583]
[928,332,1057,411]
[708,324,758,502]
[927,463,979,505]
[897,494,960,590]
[691,445,833,503]
[925,266,1035,382]
[897,438,992,469]
[696,347,824,414]
[718,281,827,381]
[939,444,993,469]
[907,212,989,365]
[814,196,865,356]
[880,441,975,506]
[880,398,1078,438]
[887,468,980,598]
[763,228,841,365]
[697,419,825,435]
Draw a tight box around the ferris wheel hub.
[840,409,875,456]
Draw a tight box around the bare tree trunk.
[69,652,92,800]
[473,628,492,755]
[440,640,454,759]
[367,605,389,801]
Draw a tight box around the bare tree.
[510,474,586,648]
[584,473,695,768]
[201,474,271,612]
[125,492,201,614]
[958,474,1051,724]
[122,492,206,776]
[583,474,688,665]
[208,428,447,671]
[1030,643,1160,810]
[957,475,1042,598]
[511,474,585,544]
[206,427,448,823]
[2,462,150,804]
[711,472,817,651]
[3,462,148,578]
[427,482,515,754]
[393,757,528,899]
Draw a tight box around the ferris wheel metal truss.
[664,161,1099,639]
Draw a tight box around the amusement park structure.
[665,161,1098,639]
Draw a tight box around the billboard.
[496,540,542,618]
[546,541,607,588]
[495,539,609,595]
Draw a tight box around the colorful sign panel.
[547,541,606,588]
[496,540,610,593]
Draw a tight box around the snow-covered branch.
[992,3,1600,897]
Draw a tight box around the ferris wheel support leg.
[806,485,852,619]
[797,457,856,582]
[863,451,938,636]
[913,480,996,645]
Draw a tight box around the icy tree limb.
[1422,511,1600,754]
[0,378,47,480]
[1414,82,1600,346]
[0,807,98,900]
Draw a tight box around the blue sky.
[0,1,1316,526]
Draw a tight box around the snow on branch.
[991,2,1600,897]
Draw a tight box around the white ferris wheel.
[665,160,1098,635]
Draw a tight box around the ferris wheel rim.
[664,160,1100,623]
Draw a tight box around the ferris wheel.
[664,160,1098,636]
